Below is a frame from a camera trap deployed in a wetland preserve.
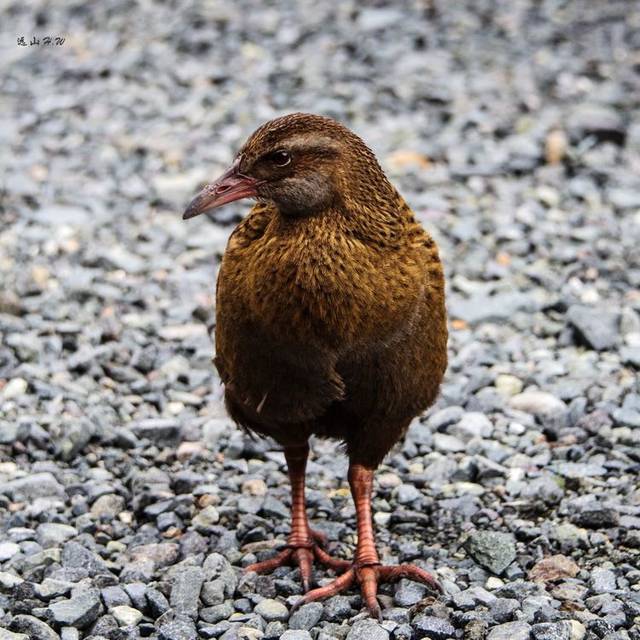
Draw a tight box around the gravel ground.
[1,1,640,639]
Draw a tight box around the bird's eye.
[270,150,291,167]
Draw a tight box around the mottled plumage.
[184,113,447,617]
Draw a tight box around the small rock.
[433,433,466,452]
[567,104,625,142]
[532,622,572,640]
[567,305,619,351]
[396,483,421,504]
[464,620,489,640]
[378,472,402,489]
[254,598,289,622]
[394,579,428,606]
[111,605,143,627]
[202,553,238,595]
[193,505,221,530]
[36,523,78,548]
[0,541,20,561]
[346,618,390,640]
[60,627,80,640]
[449,292,532,324]
[35,578,73,600]
[9,615,59,640]
[428,406,465,430]
[495,375,524,397]
[589,567,616,593]
[129,542,180,568]
[101,585,130,608]
[242,478,268,496]
[201,579,225,606]
[281,632,312,640]
[61,541,110,576]
[170,566,205,618]
[130,418,181,443]
[509,392,566,421]
[553,463,606,479]
[465,531,516,575]
[123,583,148,610]
[571,508,619,529]
[0,571,23,589]
[288,602,323,630]
[412,614,456,639]
[568,621,585,640]
[48,592,101,628]
[146,587,170,618]
[487,621,532,640]
[323,595,352,621]
[158,614,197,640]
[90,494,125,518]
[200,602,233,624]
[521,477,563,506]
[0,472,64,501]
[0,630,28,640]
[452,412,494,440]
[491,598,521,623]
[528,555,580,583]
[1,377,28,400]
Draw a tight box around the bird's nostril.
[216,184,231,194]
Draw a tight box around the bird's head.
[183,113,392,220]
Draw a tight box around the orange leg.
[245,443,350,591]
[291,463,441,619]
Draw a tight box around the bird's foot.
[244,529,351,592]
[291,561,442,620]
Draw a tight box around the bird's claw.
[290,562,441,619]
[244,531,350,593]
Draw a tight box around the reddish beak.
[183,158,260,220]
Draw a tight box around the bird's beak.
[183,158,260,220]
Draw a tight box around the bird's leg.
[244,442,350,591]
[292,463,442,619]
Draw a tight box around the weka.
[183,113,448,618]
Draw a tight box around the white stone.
[0,542,20,562]
[1,378,28,400]
[111,605,143,627]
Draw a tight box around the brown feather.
[213,113,448,467]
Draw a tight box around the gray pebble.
[487,621,532,640]
[158,615,197,640]
[254,598,289,622]
[170,565,205,619]
[465,531,516,575]
[48,592,102,628]
[288,602,323,630]
[394,579,428,607]
[323,595,352,621]
[345,618,390,640]
[412,615,456,639]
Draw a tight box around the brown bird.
[183,113,448,618]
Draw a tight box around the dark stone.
[158,615,197,640]
[571,508,620,529]
[48,592,102,629]
[323,595,352,622]
[9,615,60,640]
[413,615,456,639]
[288,602,323,630]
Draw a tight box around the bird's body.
[216,196,447,466]
[184,113,447,617]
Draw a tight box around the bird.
[183,113,448,619]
